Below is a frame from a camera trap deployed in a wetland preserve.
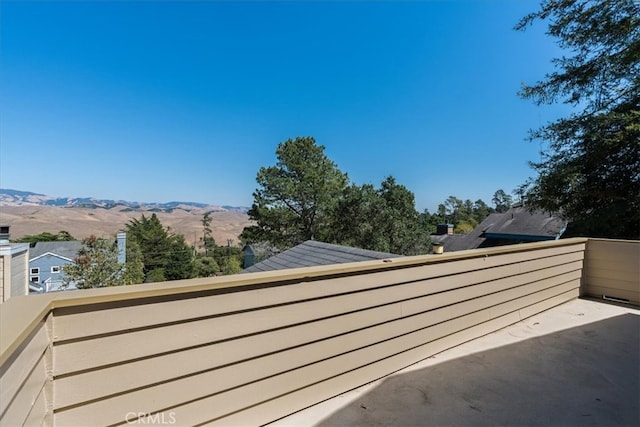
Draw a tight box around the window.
[30,267,39,275]
[30,276,40,283]
[51,266,61,273]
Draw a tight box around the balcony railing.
[1,237,638,426]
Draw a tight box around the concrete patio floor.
[272,298,640,427]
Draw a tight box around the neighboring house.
[0,225,29,303]
[28,241,83,293]
[242,242,280,269]
[432,206,568,253]
[242,240,402,273]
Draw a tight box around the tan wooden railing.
[4,237,629,426]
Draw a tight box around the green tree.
[327,177,430,255]
[145,268,166,283]
[241,136,349,248]
[63,235,142,288]
[492,189,513,213]
[212,242,243,275]
[14,230,76,247]
[219,255,242,275]
[165,234,195,280]
[472,199,493,224]
[419,209,443,235]
[516,0,640,238]
[200,212,216,255]
[124,239,145,285]
[125,214,172,281]
[194,256,220,277]
[443,196,464,224]
[377,176,430,255]
[327,183,388,251]
[422,196,494,234]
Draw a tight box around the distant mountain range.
[0,189,249,214]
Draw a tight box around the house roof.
[432,207,567,252]
[242,240,401,273]
[481,206,566,240]
[29,241,83,261]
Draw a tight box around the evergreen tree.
[492,189,513,213]
[327,183,388,251]
[377,176,430,255]
[516,0,640,238]
[194,256,220,277]
[124,239,145,285]
[219,255,242,275]
[15,230,76,247]
[328,177,430,255]
[241,136,348,248]
[125,213,172,281]
[165,234,195,280]
[472,199,493,224]
[200,212,216,255]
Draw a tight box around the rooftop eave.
[483,232,559,241]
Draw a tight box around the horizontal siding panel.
[583,240,639,305]
[481,279,579,324]
[403,262,581,318]
[584,276,640,295]
[447,270,581,319]
[584,258,639,277]
[161,312,529,426]
[0,350,48,427]
[0,321,49,416]
[54,303,522,426]
[207,285,580,427]
[54,253,584,375]
[53,245,585,341]
[44,242,587,425]
[584,268,639,287]
[53,302,400,409]
[53,279,578,425]
[53,260,581,380]
[585,240,640,264]
[220,288,580,427]
[54,258,582,377]
[54,267,581,409]
[518,288,580,320]
[582,284,640,305]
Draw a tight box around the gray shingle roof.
[432,207,567,252]
[242,240,401,273]
[29,241,83,261]
[483,207,566,238]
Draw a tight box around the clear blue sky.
[0,0,569,212]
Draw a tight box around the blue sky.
[0,1,569,211]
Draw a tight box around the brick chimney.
[435,224,454,235]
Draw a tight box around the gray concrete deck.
[273,298,640,427]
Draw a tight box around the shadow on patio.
[317,312,640,427]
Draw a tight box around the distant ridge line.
[0,188,249,214]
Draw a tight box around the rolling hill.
[0,189,253,245]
